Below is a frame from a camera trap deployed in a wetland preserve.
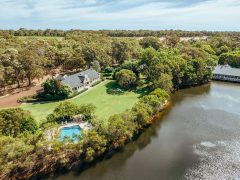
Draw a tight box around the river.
[55,81,240,180]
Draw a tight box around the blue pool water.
[59,125,82,142]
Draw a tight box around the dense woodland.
[0,30,239,93]
[1,29,240,37]
[0,30,240,179]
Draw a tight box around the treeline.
[0,28,66,37]
[1,29,240,38]
[1,32,239,93]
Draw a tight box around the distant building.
[55,69,100,92]
[213,65,240,83]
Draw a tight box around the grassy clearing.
[20,80,142,122]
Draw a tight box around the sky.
[0,0,240,31]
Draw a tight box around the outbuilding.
[213,65,240,83]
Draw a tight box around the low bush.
[68,88,88,98]
[19,88,89,103]
[18,95,39,103]
[91,80,102,87]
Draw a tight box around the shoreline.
[24,101,171,180]
[1,83,211,180]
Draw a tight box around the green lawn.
[21,80,141,122]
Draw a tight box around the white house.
[56,69,100,92]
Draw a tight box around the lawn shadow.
[105,81,150,97]
[134,86,150,97]
[105,81,125,95]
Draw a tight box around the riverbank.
[0,86,169,179]
[31,101,171,180]
[52,81,240,180]
[1,89,169,179]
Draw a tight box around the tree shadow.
[105,81,150,97]
[133,86,150,97]
[105,81,125,95]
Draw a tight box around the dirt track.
[0,75,51,108]
[0,84,43,108]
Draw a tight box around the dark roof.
[74,69,99,81]
[213,65,240,77]
[60,69,99,89]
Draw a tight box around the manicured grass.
[20,80,141,122]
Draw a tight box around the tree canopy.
[0,108,38,137]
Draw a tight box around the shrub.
[82,130,107,162]
[150,88,169,100]
[47,102,96,123]
[42,79,72,100]
[140,89,169,113]
[47,101,80,123]
[132,103,153,127]
[91,80,102,87]
[104,66,114,73]
[105,113,137,149]
[115,69,137,89]
[18,95,38,103]
[68,88,88,98]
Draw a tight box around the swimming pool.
[59,125,82,142]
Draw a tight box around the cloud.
[0,0,239,30]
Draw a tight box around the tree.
[0,65,5,89]
[0,108,38,137]
[112,40,131,64]
[140,36,163,50]
[19,48,45,85]
[150,88,169,100]
[43,79,72,99]
[65,48,85,71]
[82,130,107,162]
[56,47,74,71]
[104,66,114,74]
[0,49,23,87]
[219,51,240,68]
[78,104,96,121]
[165,34,180,47]
[139,90,168,113]
[181,58,214,86]
[152,73,173,92]
[106,114,136,149]
[47,102,96,123]
[132,103,153,127]
[115,69,137,89]
[112,39,140,64]
[47,101,80,123]
[83,44,111,68]
[91,60,101,72]
[119,60,141,78]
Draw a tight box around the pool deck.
[61,122,92,131]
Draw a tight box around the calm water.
[54,81,240,180]
[59,125,82,142]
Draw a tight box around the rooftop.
[60,69,99,88]
[213,65,240,77]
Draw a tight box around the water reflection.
[54,82,240,180]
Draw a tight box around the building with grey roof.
[213,65,240,83]
[56,69,100,92]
